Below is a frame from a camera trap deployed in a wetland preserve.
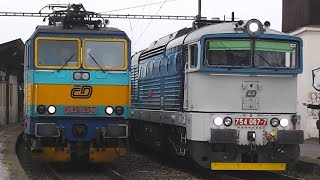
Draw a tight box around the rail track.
[128,145,304,180]
[15,133,126,180]
[15,134,302,180]
[44,163,126,180]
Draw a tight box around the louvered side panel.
[131,66,139,107]
[137,78,161,109]
[163,75,182,110]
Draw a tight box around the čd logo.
[71,85,93,99]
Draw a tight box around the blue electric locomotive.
[24,4,130,162]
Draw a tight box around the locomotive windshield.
[36,39,79,67]
[205,40,251,67]
[254,40,297,69]
[84,40,126,69]
[204,39,299,69]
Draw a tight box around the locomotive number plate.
[235,118,267,126]
[64,106,97,114]
[242,97,259,110]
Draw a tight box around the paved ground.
[0,123,28,180]
[300,141,320,159]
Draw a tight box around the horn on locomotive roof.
[40,3,108,30]
[192,11,236,29]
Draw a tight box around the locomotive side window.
[159,60,162,75]
[254,40,298,69]
[175,53,181,74]
[151,61,155,78]
[142,63,147,79]
[154,59,160,77]
[166,58,170,75]
[190,44,198,68]
[139,66,143,79]
[36,38,80,68]
[83,39,128,70]
[204,40,251,67]
[146,63,149,78]
[162,58,167,76]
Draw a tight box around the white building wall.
[291,27,320,138]
[0,72,19,126]
[9,75,18,124]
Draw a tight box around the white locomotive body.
[131,19,304,170]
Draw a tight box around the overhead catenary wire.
[128,18,133,41]
[133,0,168,47]
[0,12,197,20]
[0,0,196,21]
[131,0,151,42]
[99,0,176,13]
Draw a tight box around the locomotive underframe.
[131,109,304,169]
[24,118,129,162]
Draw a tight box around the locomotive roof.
[167,22,287,49]
[185,22,286,42]
[34,25,127,35]
[133,21,290,61]
[144,27,192,51]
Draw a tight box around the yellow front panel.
[27,84,129,106]
[32,147,71,162]
[211,163,286,171]
[89,148,127,163]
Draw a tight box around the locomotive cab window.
[204,40,251,67]
[35,37,80,69]
[254,40,298,69]
[189,44,198,68]
[83,39,128,70]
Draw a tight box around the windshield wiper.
[253,51,276,69]
[88,53,106,73]
[57,53,76,72]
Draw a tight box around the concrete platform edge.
[1,123,29,180]
[294,155,320,176]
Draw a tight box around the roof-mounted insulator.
[41,3,108,29]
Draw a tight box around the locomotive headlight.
[214,117,223,126]
[115,106,124,115]
[47,105,56,114]
[73,72,81,80]
[37,105,46,114]
[249,22,259,32]
[280,118,289,127]
[105,106,114,115]
[223,117,232,126]
[246,19,263,36]
[270,118,280,127]
[82,72,90,80]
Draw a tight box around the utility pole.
[197,0,201,20]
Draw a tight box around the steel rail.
[44,164,64,180]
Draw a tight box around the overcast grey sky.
[0,0,282,52]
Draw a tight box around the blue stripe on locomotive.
[27,70,130,85]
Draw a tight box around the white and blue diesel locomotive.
[130,19,304,170]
